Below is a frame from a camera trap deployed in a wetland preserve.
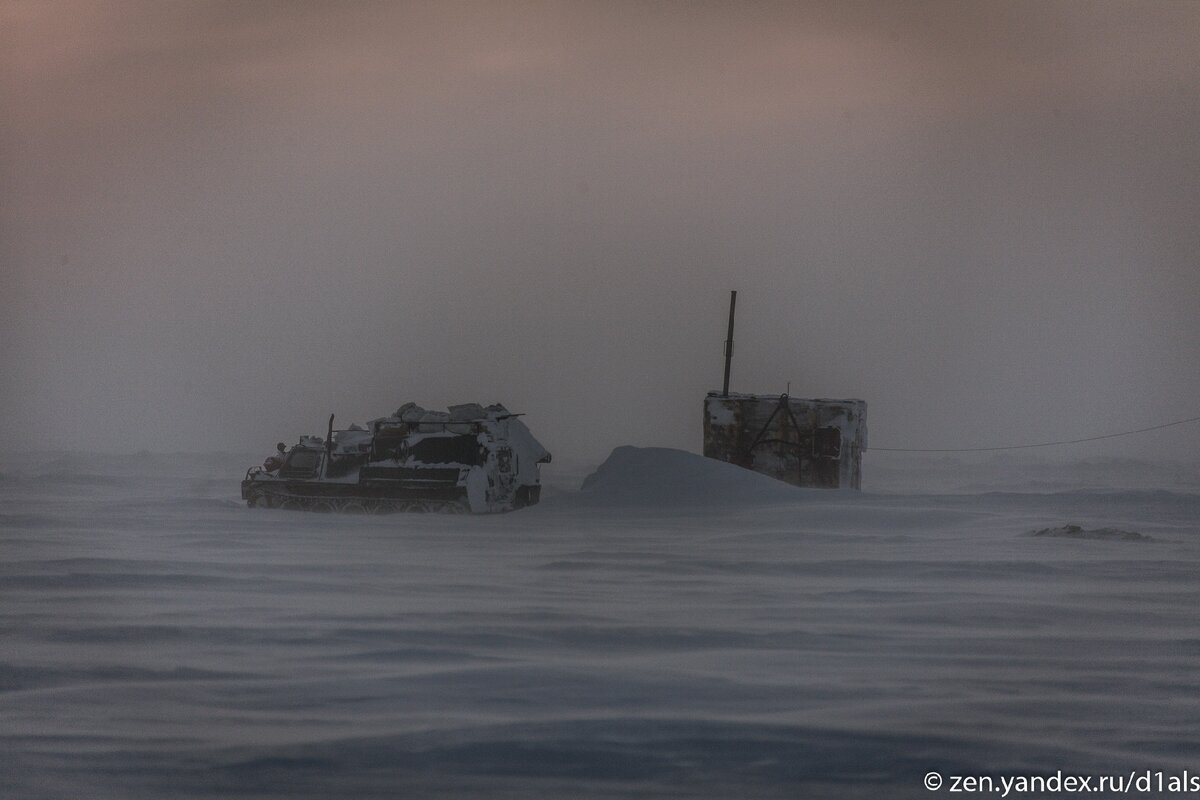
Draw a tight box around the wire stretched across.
[870,415,1200,453]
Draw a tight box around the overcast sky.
[3,1,1198,464]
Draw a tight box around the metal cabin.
[702,291,868,489]
[703,392,867,489]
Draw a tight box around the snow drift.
[575,446,809,507]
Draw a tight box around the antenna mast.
[722,290,737,397]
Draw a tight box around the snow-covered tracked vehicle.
[241,402,551,513]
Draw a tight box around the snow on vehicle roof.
[367,402,514,428]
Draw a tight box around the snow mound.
[1029,524,1149,542]
[575,446,804,508]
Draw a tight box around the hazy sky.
[4,1,1199,463]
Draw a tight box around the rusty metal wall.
[703,393,867,489]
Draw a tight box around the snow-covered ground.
[2,447,1198,798]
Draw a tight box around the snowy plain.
[2,446,1199,798]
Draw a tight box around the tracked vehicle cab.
[278,441,324,480]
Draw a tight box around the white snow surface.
[576,446,807,506]
[2,446,1199,799]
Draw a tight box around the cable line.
[871,414,1200,453]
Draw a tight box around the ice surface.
[2,447,1199,798]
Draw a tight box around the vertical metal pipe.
[722,290,737,396]
[324,413,335,474]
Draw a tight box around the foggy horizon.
[4,1,1199,465]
